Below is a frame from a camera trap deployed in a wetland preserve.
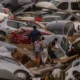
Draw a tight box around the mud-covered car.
[1,0,34,11]
[9,27,52,44]
[0,55,33,80]
[66,58,80,80]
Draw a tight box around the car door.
[16,29,32,44]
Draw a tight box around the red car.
[10,27,52,44]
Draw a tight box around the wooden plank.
[29,64,54,75]
[15,44,33,50]
[53,54,78,63]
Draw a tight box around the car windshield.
[26,21,41,29]
[50,0,60,5]
[42,18,56,22]
[54,12,70,20]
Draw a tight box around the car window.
[71,2,80,10]
[26,21,41,29]
[57,2,68,10]
[42,18,55,22]
[18,22,27,28]
[53,12,67,19]
[7,21,20,29]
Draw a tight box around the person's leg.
[35,53,40,67]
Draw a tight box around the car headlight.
[14,71,31,80]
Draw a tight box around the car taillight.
[71,47,76,52]
[35,17,42,22]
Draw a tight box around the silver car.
[0,55,33,80]
[43,34,71,59]
[1,0,33,11]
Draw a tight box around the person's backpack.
[34,41,41,53]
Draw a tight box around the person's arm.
[51,42,59,51]
[53,45,59,50]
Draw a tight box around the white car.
[41,0,80,12]
[56,0,80,11]
[0,19,27,36]
[0,55,33,80]
[65,58,80,80]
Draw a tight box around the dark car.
[1,0,34,11]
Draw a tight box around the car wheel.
[14,70,31,80]
[73,71,80,80]
[0,31,6,37]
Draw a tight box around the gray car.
[0,55,33,80]
[43,34,72,59]
[1,0,33,11]
[46,21,75,36]
[0,69,18,80]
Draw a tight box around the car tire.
[14,70,31,80]
[0,31,6,37]
[73,71,80,80]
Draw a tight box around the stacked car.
[0,0,79,80]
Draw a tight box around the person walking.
[48,38,59,60]
[41,36,48,66]
[34,38,43,67]
[28,26,41,43]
